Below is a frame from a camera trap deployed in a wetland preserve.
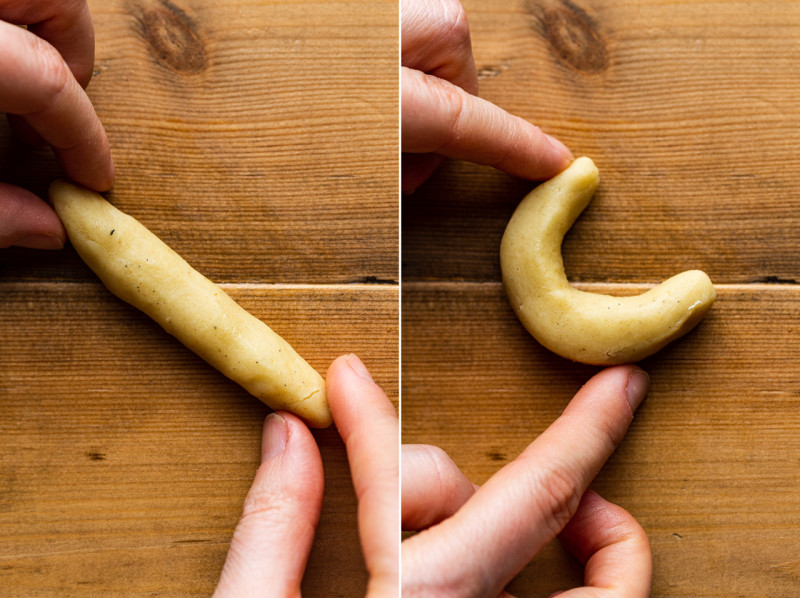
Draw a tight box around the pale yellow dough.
[500,157,716,365]
[50,181,331,428]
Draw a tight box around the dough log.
[50,181,331,428]
[500,157,716,365]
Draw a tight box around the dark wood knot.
[531,1,608,73]
[132,0,206,74]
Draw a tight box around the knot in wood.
[135,0,206,73]
[536,1,608,73]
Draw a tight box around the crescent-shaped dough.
[50,181,331,428]
[500,157,716,365]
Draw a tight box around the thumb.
[0,183,65,249]
[552,490,652,597]
[213,412,324,598]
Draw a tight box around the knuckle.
[66,0,90,13]
[430,80,465,151]
[420,444,464,500]
[423,444,457,483]
[239,464,298,522]
[436,0,472,49]
[535,459,584,533]
[241,490,295,521]
[240,490,308,538]
[28,36,72,112]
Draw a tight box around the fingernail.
[13,234,64,250]
[345,353,374,383]
[545,133,574,161]
[262,413,288,461]
[625,368,650,412]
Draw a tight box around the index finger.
[0,0,95,87]
[326,354,399,594]
[0,21,113,190]
[403,365,648,597]
[401,67,573,181]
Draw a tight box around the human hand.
[0,0,114,250]
[213,354,399,597]
[401,0,573,192]
[402,365,653,597]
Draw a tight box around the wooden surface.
[0,0,397,596]
[402,1,800,596]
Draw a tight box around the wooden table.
[402,0,800,596]
[0,1,397,596]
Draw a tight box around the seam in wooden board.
[218,282,398,292]
[401,281,800,292]
[0,281,398,292]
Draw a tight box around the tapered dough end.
[562,156,599,185]
[50,178,110,235]
[49,179,332,429]
[655,268,716,346]
[287,385,332,428]
[537,156,600,204]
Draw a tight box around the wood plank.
[403,0,800,284]
[0,0,398,284]
[0,282,397,597]
[401,3,800,594]
[401,282,800,596]
[1,0,398,595]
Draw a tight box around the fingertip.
[326,353,349,379]
[343,353,375,382]
[249,411,324,508]
[327,354,398,431]
[327,354,380,402]
[625,367,650,413]
[261,412,288,462]
[327,352,369,376]
[506,123,574,182]
[215,411,324,596]
[56,141,115,193]
[577,364,648,411]
[98,156,116,192]
[543,133,575,173]
[0,183,66,249]
[263,411,324,481]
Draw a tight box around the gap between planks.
[0,281,398,292]
[401,281,800,292]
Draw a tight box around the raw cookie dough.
[500,157,716,365]
[50,181,331,428]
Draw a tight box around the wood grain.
[402,283,800,596]
[403,0,800,285]
[401,0,800,596]
[0,0,398,595]
[1,282,397,597]
[1,0,398,284]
